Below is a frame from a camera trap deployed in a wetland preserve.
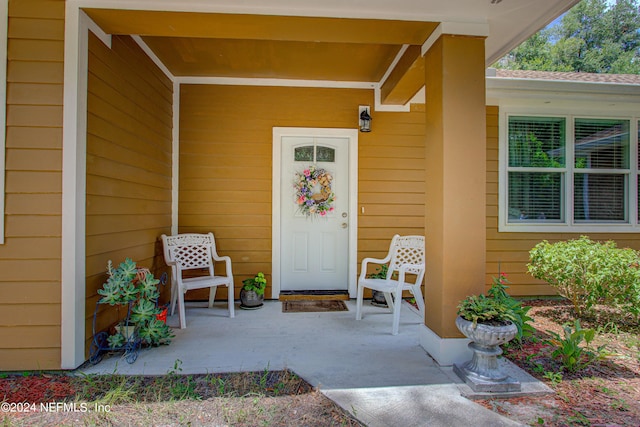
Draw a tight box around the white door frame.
[272,127,358,298]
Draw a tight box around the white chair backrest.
[388,235,425,276]
[162,233,214,265]
[171,243,213,271]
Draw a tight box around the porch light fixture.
[359,106,372,133]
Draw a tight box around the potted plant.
[453,276,526,392]
[368,264,390,307]
[240,272,267,309]
[97,258,174,349]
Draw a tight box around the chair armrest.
[397,263,425,285]
[213,255,234,278]
[358,256,391,281]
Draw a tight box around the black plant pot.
[240,289,264,309]
[371,290,389,307]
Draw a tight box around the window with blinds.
[505,115,636,228]
[507,117,566,222]
[574,119,629,222]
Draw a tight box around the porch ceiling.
[83,0,579,105]
[84,9,436,83]
[140,37,408,81]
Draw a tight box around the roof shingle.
[493,69,640,85]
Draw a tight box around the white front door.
[279,135,350,291]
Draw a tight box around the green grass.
[69,369,312,405]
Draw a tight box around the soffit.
[82,1,579,104]
[142,37,402,81]
[83,10,437,44]
[84,9,437,82]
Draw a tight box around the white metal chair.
[355,234,426,335]
[161,233,235,328]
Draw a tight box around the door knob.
[341,223,348,229]
[342,212,348,218]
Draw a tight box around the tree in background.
[496,0,640,73]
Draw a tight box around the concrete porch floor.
[82,299,529,427]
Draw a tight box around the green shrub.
[545,319,609,372]
[528,236,640,319]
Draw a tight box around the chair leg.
[227,285,235,318]
[178,286,187,329]
[355,284,364,320]
[392,291,401,335]
[170,268,178,316]
[208,286,218,309]
[412,287,426,318]
[384,292,394,313]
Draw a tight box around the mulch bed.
[477,298,640,426]
[0,374,76,403]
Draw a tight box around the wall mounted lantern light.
[359,106,372,133]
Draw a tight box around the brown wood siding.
[485,105,640,296]
[0,0,65,371]
[179,86,425,298]
[358,104,426,261]
[86,35,173,351]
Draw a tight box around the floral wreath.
[294,165,336,217]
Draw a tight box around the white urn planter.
[453,316,521,392]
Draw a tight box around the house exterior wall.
[0,0,65,371]
[178,84,426,298]
[85,34,173,353]
[485,105,640,296]
[1,3,636,369]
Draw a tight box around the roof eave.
[487,76,640,104]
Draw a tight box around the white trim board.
[0,0,7,244]
[419,325,471,366]
[171,81,180,235]
[271,127,359,299]
[60,8,180,369]
[61,7,91,370]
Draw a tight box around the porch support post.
[420,34,487,366]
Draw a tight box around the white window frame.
[499,108,640,233]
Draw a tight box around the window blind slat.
[575,119,629,169]
[508,116,565,168]
[574,173,626,221]
[508,172,563,221]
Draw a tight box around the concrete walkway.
[82,299,525,426]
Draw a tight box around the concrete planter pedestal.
[453,316,521,392]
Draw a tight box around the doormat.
[282,300,348,313]
[279,290,350,301]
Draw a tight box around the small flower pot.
[371,290,389,307]
[155,306,168,324]
[115,322,137,343]
[453,316,521,392]
[240,289,264,309]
